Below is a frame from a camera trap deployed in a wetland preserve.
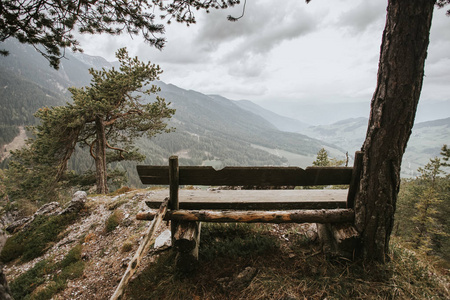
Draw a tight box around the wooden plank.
[347,151,363,209]
[110,197,169,300]
[137,208,354,224]
[143,189,348,210]
[136,165,168,184]
[145,201,345,210]
[137,165,353,186]
[304,167,353,185]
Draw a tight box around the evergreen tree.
[312,148,329,167]
[440,144,450,168]
[411,158,446,253]
[6,48,175,196]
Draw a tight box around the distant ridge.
[231,99,310,132]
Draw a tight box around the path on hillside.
[0,126,27,163]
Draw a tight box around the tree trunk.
[354,0,435,262]
[95,116,108,194]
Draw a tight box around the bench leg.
[173,221,201,273]
[317,223,360,259]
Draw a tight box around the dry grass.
[125,224,449,300]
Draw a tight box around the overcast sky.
[75,0,450,124]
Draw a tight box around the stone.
[154,229,172,249]
[34,201,60,216]
[5,216,32,233]
[60,191,87,215]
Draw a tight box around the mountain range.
[0,39,344,186]
[0,39,448,182]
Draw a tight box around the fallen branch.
[110,197,169,300]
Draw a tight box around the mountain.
[230,99,309,132]
[300,117,450,177]
[0,40,345,186]
[134,81,341,170]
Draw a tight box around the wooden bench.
[136,152,362,271]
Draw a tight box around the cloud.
[190,1,319,79]
[336,1,386,35]
[197,1,317,52]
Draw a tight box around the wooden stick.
[110,197,169,300]
[137,208,354,224]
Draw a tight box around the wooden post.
[174,221,201,273]
[110,197,169,300]
[169,156,179,245]
[317,223,359,259]
[347,151,363,209]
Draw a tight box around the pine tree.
[6,48,175,196]
[312,148,330,167]
[411,157,446,253]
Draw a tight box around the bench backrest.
[137,151,363,209]
[137,165,353,186]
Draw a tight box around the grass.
[0,212,79,263]
[10,244,85,300]
[125,224,449,300]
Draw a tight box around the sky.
[75,0,450,125]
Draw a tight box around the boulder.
[59,191,87,215]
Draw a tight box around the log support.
[137,209,354,224]
[173,221,201,273]
[317,223,360,259]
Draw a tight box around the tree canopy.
[0,0,240,68]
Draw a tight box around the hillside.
[0,189,448,299]
[300,117,450,177]
[232,99,309,132]
[0,40,346,188]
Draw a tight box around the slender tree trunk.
[95,116,108,194]
[354,0,435,262]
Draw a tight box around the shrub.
[122,241,134,253]
[0,212,78,263]
[104,209,124,233]
[10,244,85,300]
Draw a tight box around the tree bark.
[94,116,108,194]
[354,0,435,262]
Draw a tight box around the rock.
[121,218,133,227]
[5,216,32,233]
[6,202,61,234]
[121,257,131,268]
[60,191,87,215]
[34,201,60,216]
[154,229,172,249]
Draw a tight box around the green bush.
[10,260,50,299]
[0,213,78,263]
[104,209,123,233]
[10,244,85,300]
